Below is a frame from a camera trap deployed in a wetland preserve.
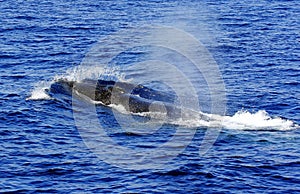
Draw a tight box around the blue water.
[1,0,300,193]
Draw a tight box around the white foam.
[109,104,130,114]
[26,81,52,100]
[222,110,296,130]
[169,109,297,131]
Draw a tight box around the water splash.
[27,64,125,101]
[95,100,297,131]
[169,109,297,131]
[222,110,297,131]
[26,81,53,100]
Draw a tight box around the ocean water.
[1,0,300,193]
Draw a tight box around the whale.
[50,78,211,121]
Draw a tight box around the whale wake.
[27,77,298,131]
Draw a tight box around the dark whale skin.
[50,79,211,121]
[50,79,179,116]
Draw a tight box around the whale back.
[50,78,179,115]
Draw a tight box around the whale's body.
[51,79,176,113]
[50,78,210,120]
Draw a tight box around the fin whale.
[50,78,210,120]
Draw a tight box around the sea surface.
[1,0,300,193]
